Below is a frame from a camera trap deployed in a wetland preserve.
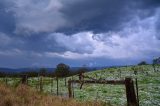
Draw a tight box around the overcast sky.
[0,0,160,68]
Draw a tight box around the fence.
[68,77,138,106]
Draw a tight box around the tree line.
[0,63,88,78]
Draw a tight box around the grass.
[0,83,105,106]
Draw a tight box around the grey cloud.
[8,0,68,34]
[49,32,95,54]
[0,0,160,68]
[155,9,160,39]
[1,0,160,35]
[136,0,160,9]
[59,0,133,34]
[58,0,160,34]
[0,32,66,54]
[0,1,16,34]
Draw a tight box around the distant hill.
[0,68,17,73]
[0,67,107,73]
[0,68,54,73]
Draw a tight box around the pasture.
[0,65,160,106]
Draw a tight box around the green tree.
[153,57,160,72]
[55,63,70,78]
[138,61,147,65]
[55,63,70,95]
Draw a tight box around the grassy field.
[0,65,160,106]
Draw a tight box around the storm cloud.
[0,0,160,68]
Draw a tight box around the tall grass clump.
[0,83,106,106]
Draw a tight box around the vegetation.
[55,63,70,78]
[0,83,105,106]
[152,57,160,72]
[0,63,160,106]
[56,63,70,85]
[138,61,148,65]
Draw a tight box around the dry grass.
[0,83,106,106]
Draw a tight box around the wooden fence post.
[125,77,138,106]
[56,77,59,96]
[5,76,8,85]
[135,78,139,106]
[134,70,139,106]
[119,70,121,78]
[40,76,43,92]
[21,75,28,84]
[72,82,75,98]
[51,77,54,93]
[68,79,72,98]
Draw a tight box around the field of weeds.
[0,83,105,106]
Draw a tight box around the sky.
[0,0,160,68]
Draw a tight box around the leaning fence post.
[68,79,72,98]
[135,78,139,106]
[125,77,138,106]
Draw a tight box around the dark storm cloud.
[0,1,16,34]
[58,0,160,34]
[0,0,159,34]
[0,33,66,53]
[139,0,160,40]
[21,34,67,53]
[0,0,160,68]
[156,22,160,39]
[137,0,160,9]
[59,0,133,34]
